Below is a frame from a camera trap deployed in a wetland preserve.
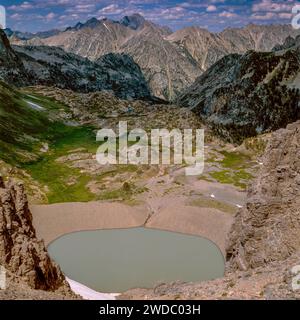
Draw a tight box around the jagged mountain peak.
[120,13,146,30]
[65,14,146,33]
[65,17,104,31]
[273,34,300,52]
[83,17,106,29]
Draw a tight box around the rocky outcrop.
[0,29,151,100]
[14,45,151,100]
[177,48,300,143]
[273,35,300,52]
[0,177,71,293]
[95,53,151,100]
[227,121,300,271]
[0,30,28,86]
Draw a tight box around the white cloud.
[207,5,217,12]
[72,4,95,13]
[10,13,23,20]
[219,11,238,18]
[46,12,56,21]
[251,12,277,20]
[9,1,34,11]
[98,4,123,15]
[252,0,294,13]
[278,12,293,19]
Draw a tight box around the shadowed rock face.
[227,121,300,271]
[0,30,151,100]
[0,30,28,85]
[14,45,151,100]
[0,178,71,292]
[177,48,300,143]
[120,14,147,30]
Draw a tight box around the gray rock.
[227,121,300,271]
[0,29,151,100]
[177,48,300,143]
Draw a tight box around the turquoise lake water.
[48,228,225,293]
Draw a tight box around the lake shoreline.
[30,199,233,256]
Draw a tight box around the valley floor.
[0,85,267,299]
[31,168,244,256]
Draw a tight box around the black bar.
[0,300,298,319]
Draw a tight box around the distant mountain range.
[4,28,61,40]
[5,14,300,100]
[2,14,300,143]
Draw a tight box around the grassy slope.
[23,126,98,203]
[0,83,144,204]
[0,81,50,164]
[0,81,99,203]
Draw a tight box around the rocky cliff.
[0,30,28,86]
[0,177,72,294]
[15,45,151,100]
[177,47,300,143]
[227,121,300,271]
[0,29,151,100]
[122,121,300,300]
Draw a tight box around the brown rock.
[0,179,73,294]
[227,121,300,270]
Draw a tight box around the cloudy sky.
[1,0,299,32]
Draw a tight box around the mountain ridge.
[7,15,299,100]
[0,29,152,100]
[177,44,300,143]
